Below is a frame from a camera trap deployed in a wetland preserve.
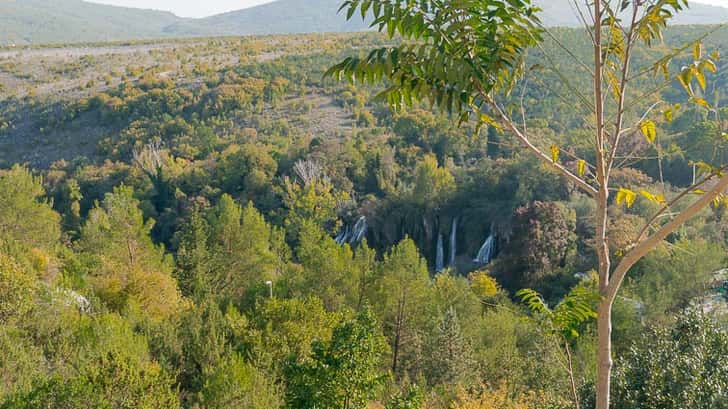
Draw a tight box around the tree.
[327,2,728,407]
[284,307,387,409]
[174,207,214,298]
[1,352,179,409]
[0,254,36,325]
[207,195,279,304]
[0,166,60,259]
[608,309,727,409]
[200,353,282,409]
[282,160,349,240]
[295,220,359,310]
[374,238,432,376]
[243,296,340,370]
[499,201,577,291]
[428,307,477,387]
[79,185,183,320]
[517,285,600,409]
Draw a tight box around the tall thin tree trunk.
[592,1,612,408]
[596,297,613,409]
[392,295,405,373]
[564,340,580,409]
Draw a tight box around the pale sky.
[88,0,276,18]
[87,0,728,18]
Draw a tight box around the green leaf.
[639,120,657,143]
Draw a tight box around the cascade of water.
[334,225,350,245]
[449,217,458,267]
[435,233,445,272]
[334,216,367,245]
[350,216,368,244]
[473,234,496,265]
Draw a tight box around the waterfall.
[449,217,458,267]
[334,225,350,245]
[334,216,367,245]
[350,216,368,244]
[473,234,496,265]
[435,233,445,272]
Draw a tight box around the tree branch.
[606,173,728,301]
[606,3,639,177]
[633,166,728,243]
[483,94,598,197]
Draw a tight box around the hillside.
[166,0,728,36]
[164,0,370,37]
[536,0,728,26]
[0,0,183,45]
[2,0,727,45]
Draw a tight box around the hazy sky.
[88,0,728,18]
[88,1,276,18]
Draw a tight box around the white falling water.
[334,225,350,245]
[350,216,368,244]
[473,234,496,265]
[334,216,367,245]
[449,217,458,267]
[435,233,445,272]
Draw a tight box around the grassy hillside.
[0,0,182,45]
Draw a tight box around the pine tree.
[174,208,213,299]
[207,195,278,303]
[429,307,477,387]
[375,238,432,377]
[0,166,60,262]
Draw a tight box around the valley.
[0,2,726,409]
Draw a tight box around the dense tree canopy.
[0,10,726,408]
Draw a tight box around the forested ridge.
[0,21,726,409]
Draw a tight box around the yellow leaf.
[639,120,657,143]
[551,144,560,163]
[616,188,637,208]
[640,190,666,204]
[478,113,501,131]
[678,68,693,96]
[577,160,586,178]
[695,69,706,92]
[690,97,711,109]
[663,108,673,123]
[703,59,717,73]
[693,41,702,60]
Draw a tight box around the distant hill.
[165,0,728,36]
[0,0,183,45]
[164,0,369,37]
[536,0,728,26]
[1,0,727,45]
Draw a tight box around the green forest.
[0,2,727,408]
